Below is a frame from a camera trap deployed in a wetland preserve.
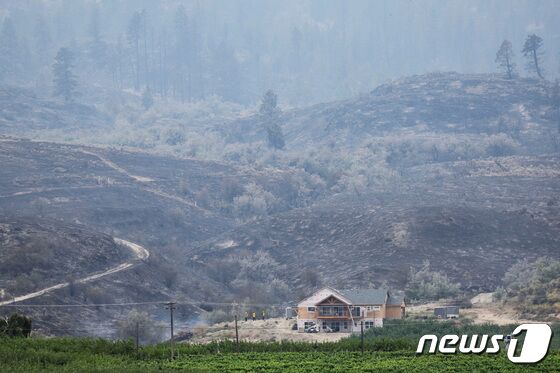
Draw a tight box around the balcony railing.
[317,306,363,318]
[318,307,355,317]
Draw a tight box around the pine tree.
[522,34,544,79]
[266,123,286,150]
[52,47,79,102]
[259,90,278,116]
[260,90,285,149]
[495,40,516,79]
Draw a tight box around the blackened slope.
[191,155,560,293]
[225,73,554,150]
[0,217,129,297]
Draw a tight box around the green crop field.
[144,352,560,372]
[1,337,559,372]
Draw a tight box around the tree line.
[2,2,560,106]
[495,34,546,80]
[0,5,241,104]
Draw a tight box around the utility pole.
[166,301,176,359]
[234,315,239,351]
[360,320,364,355]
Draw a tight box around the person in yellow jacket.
[261,310,266,320]
[252,311,256,321]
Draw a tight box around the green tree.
[260,90,285,150]
[522,34,544,79]
[405,260,460,300]
[503,257,560,306]
[266,123,286,150]
[260,90,278,116]
[495,40,516,79]
[52,47,79,102]
[0,313,32,337]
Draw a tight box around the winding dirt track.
[0,238,149,306]
[78,148,207,212]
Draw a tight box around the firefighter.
[244,311,248,322]
[252,311,256,321]
[262,310,266,320]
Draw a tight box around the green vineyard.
[1,337,559,372]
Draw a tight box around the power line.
[0,299,291,308]
[0,301,169,308]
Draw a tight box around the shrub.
[493,286,507,302]
[233,183,278,218]
[115,310,165,345]
[405,260,460,300]
[0,313,32,337]
[502,257,560,313]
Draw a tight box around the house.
[434,306,460,319]
[296,287,405,332]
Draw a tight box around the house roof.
[297,287,352,307]
[340,288,388,305]
[297,287,402,307]
[387,291,405,306]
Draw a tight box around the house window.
[367,306,381,311]
[343,321,348,330]
[319,306,346,316]
[365,321,375,329]
[307,307,316,312]
[330,321,340,332]
[351,307,361,317]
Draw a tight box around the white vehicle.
[304,323,320,333]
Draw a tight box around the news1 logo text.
[417,324,552,363]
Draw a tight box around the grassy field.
[1,336,559,372]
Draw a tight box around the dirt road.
[0,238,149,306]
[188,318,346,343]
